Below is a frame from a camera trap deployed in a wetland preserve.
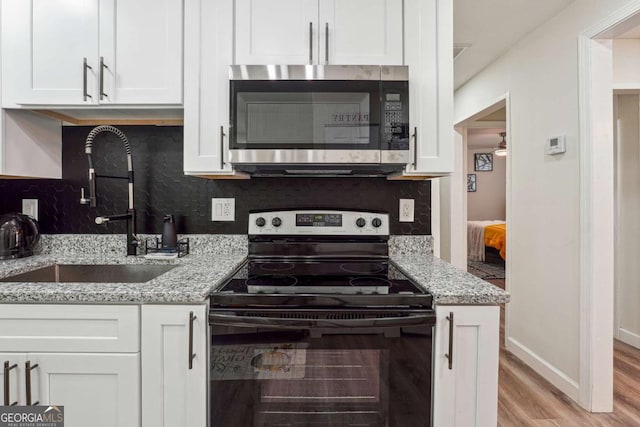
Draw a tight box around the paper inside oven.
[211,343,307,380]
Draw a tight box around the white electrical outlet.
[212,198,235,221]
[22,199,38,220]
[399,199,414,222]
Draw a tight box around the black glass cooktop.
[212,259,433,308]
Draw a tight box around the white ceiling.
[454,0,575,90]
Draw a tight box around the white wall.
[613,39,640,88]
[467,148,506,221]
[454,0,636,401]
[614,94,640,348]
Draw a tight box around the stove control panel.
[249,210,389,235]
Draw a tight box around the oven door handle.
[209,313,435,329]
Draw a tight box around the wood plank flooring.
[486,279,640,426]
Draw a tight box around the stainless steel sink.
[0,264,177,283]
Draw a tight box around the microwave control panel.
[381,85,409,149]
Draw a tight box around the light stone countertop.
[392,255,510,305]
[0,253,246,304]
[0,234,508,305]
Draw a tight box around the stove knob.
[272,217,282,227]
[255,217,266,227]
[356,217,366,228]
[372,217,382,228]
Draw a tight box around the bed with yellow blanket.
[484,223,506,260]
[467,220,506,262]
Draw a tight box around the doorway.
[451,95,511,331]
[465,118,507,281]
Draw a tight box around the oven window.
[210,326,432,426]
[230,80,381,150]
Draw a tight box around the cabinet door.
[2,0,100,105]
[99,0,183,104]
[184,0,236,175]
[0,353,26,406]
[28,353,140,427]
[235,0,318,65]
[433,306,500,427]
[141,305,207,427]
[319,0,403,65]
[403,0,453,175]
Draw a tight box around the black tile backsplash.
[0,126,430,235]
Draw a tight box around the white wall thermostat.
[546,135,566,155]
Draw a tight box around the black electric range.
[209,210,434,427]
[211,209,432,309]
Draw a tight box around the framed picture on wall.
[474,153,493,171]
[467,174,477,192]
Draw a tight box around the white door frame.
[449,93,511,343]
[577,1,640,411]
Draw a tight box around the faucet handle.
[80,188,91,205]
[95,216,109,225]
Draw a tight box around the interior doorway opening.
[465,117,507,282]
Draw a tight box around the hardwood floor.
[485,279,640,426]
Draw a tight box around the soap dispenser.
[161,214,177,248]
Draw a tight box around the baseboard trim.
[506,337,580,402]
[618,328,640,349]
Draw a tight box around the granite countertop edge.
[0,253,509,305]
[0,253,247,304]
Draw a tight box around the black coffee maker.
[0,213,40,260]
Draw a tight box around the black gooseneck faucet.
[80,125,138,256]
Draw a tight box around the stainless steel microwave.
[228,65,409,177]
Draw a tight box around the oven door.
[209,309,434,427]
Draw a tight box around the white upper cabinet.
[2,0,183,106]
[2,0,100,105]
[235,0,403,65]
[235,0,318,65]
[184,0,238,176]
[100,0,183,104]
[319,0,402,65]
[402,0,453,176]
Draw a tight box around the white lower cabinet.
[0,353,139,427]
[141,304,208,427]
[0,305,141,427]
[433,305,500,427]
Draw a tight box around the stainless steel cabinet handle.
[83,58,93,101]
[325,22,329,64]
[25,361,39,406]
[444,312,454,370]
[412,127,418,169]
[220,126,226,169]
[99,57,108,101]
[4,361,18,406]
[189,311,197,370]
[309,22,313,64]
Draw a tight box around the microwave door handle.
[209,313,435,329]
[220,126,226,169]
[309,22,313,65]
[325,22,329,64]
[412,126,418,169]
